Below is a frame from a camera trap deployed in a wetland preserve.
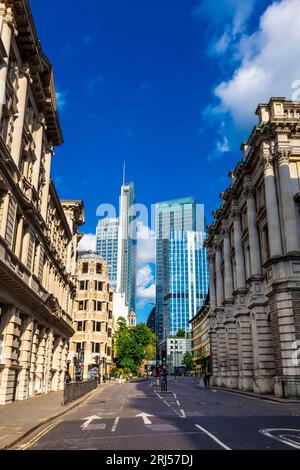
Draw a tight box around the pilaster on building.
[0,1,84,405]
[207,97,300,399]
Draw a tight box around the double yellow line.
[19,418,64,450]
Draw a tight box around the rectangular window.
[93,301,102,312]
[93,321,101,332]
[92,343,100,354]
[94,281,103,291]
[76,342,85,353]
[79,280,89,290]
[78,300,88,311]
[77,321,86,332]
[82,262,88,274]
[96,263,102,274]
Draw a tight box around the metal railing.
[63,378,97,405]
[282,379,300,399]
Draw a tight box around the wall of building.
[0,1,84,405]
[207,98,300,398]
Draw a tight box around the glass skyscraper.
[155,197,208,358]
[168,231,209,336]
[95,180,136,315]
[96,218,119,291]
[117,181,137,312]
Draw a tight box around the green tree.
[196,354,206,373]
[182,352,194,371]
[176,329,186,338]
[113,321,156,374]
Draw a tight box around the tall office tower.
[168,231,209,336]
[117,181,137,312]
[96,218,119,291]
[155,197,208,359]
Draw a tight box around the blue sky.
[30,0,300,322]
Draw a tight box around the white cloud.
[136,264,156,308]
[56,90,68,111]
[191,0,257,55]
[136,221,155,265]
[216,136,229,153]
[213,0,300,129]
[136,221,156,308]
[77,233,96,252]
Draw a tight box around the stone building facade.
[190,297,211,374]
[69,252,114,380]
[0,1,84,404]
[207,98,300,398]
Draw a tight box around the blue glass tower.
[155,197,208,358]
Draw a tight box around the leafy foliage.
[113,320,156,374]
[182,352,195,371]
[176,329,186,338]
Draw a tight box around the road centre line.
[111,417,120,432]
[195,424,231,450]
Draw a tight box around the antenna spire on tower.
[123,160,126,186]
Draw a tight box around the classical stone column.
[14,215,25,259]
[59,341,69,390]
[0,7,16,122]
[232,205,246,290]
[215,317,227,386]
[222,227,233,301]
[215,241,224,306]
[0,307,21,405]
[10,66,31,168]
[32,115,45,191]
[277,149,300,253]
[224,317,238,388]
[15,317,34,401]
[29,324,39,397]
[236,317,254,391]
[41,146,53,220]
[35,328,47,394]
[244,183,262,275]
[262,146,283,257]
[209,317,219,386]
[51,337,63,391]
[44,330,54,393]
[208,250,216,308]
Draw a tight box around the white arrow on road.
[135,412,154,425]
[81,415,102,430]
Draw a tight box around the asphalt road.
[14,378,300,450]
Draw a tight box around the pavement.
[8,377,300,451]
[0,383,105,450]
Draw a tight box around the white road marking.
[180,409,186,418]
[81,415,102,430]
[259,428,300,450]
[195,424,231,450]
[135,412,154,425]
[111,417,119,432]
[176,400,180,406]
[19,418,64,450]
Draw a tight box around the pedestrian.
[65,372,71,384]
[119,373,124,385]
[114,372,117,381]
